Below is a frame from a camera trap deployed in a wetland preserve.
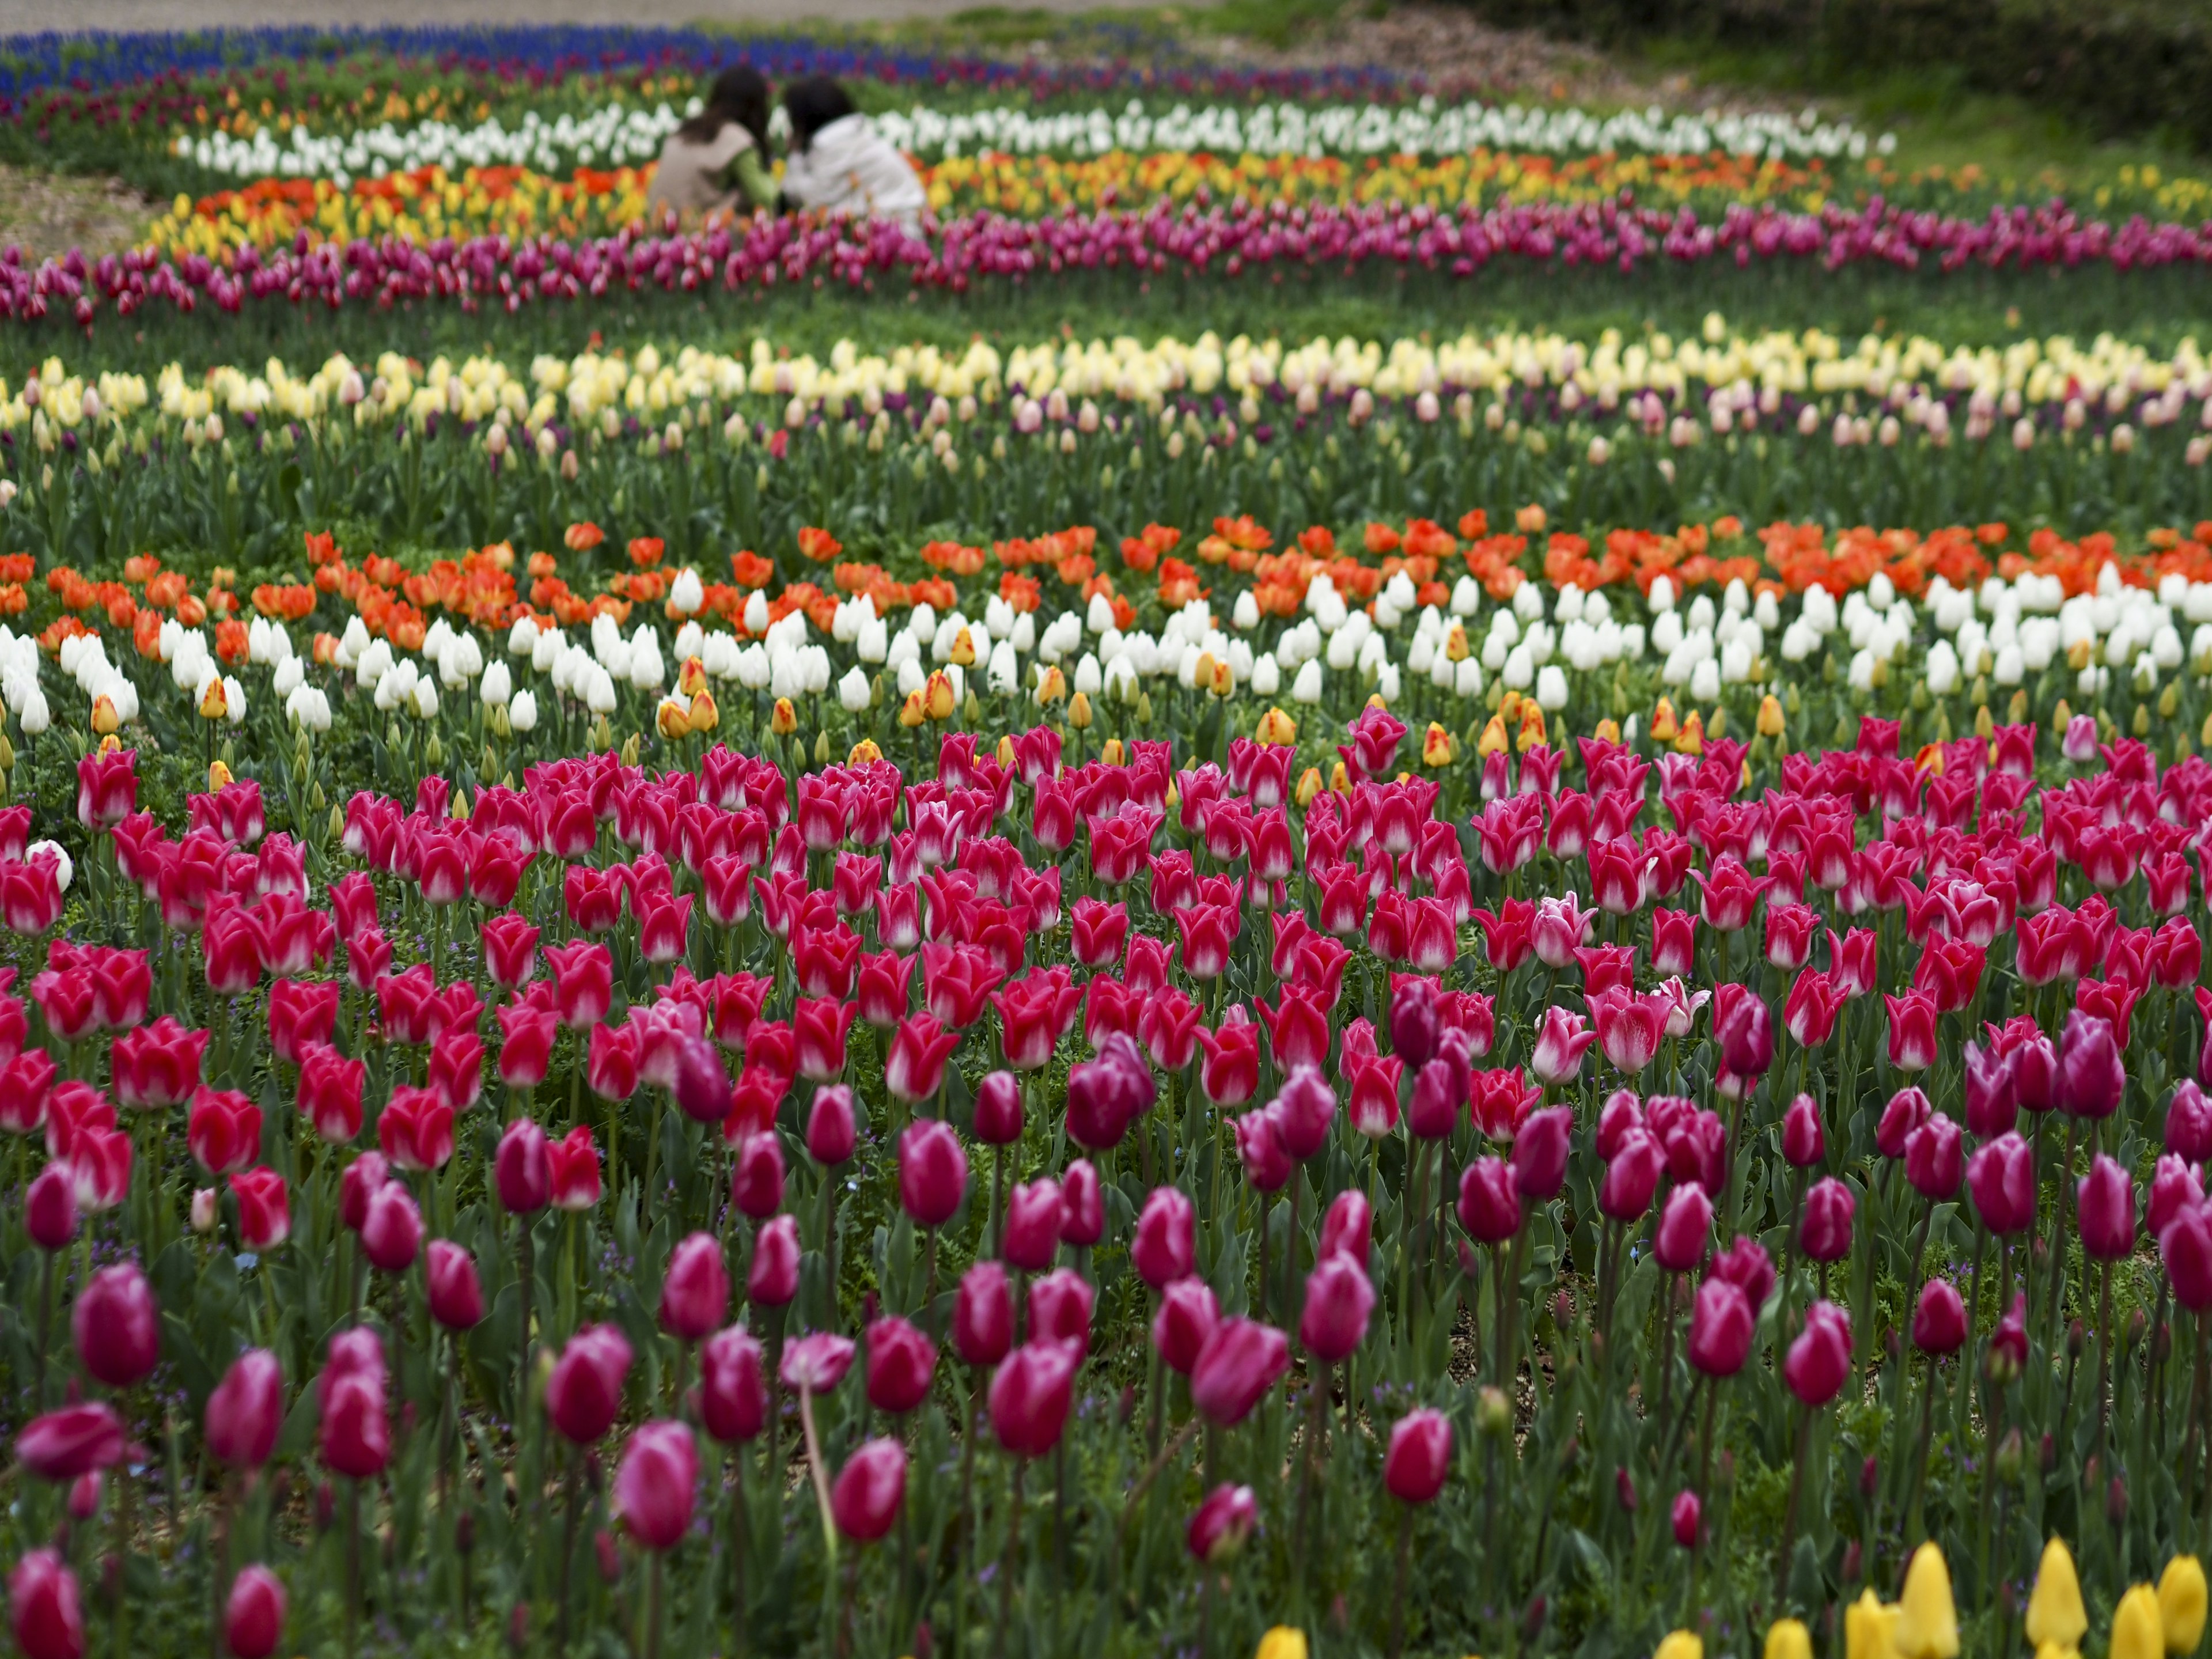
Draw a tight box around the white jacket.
[782,113,926,232]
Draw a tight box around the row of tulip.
[141,148,1889,259]
[15,195,2212,335]
[168,95,1893,192]
[8,376,2210,576]
[7,671,2212,1658]
[29,320,2208,431]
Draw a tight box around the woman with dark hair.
[642,64,778,224]
[779,73,926,232]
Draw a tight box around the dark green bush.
[1449,0,2212,154]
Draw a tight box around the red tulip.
[898,1118,968,1228]
[972,1070,1024,1145]
[988,1339,1080,1458]
[289,1043,363,1146]
[804,1085,857,1167]
[1912,1278,1967,1354]
[25,1164,75,1252]
[1599,1130,1664,1221]
[206,1348,284,1469]
[886,1012,960,1105]
[615,1420,698,1552]
[267,979,339,1067]
[73,1261,157,1387]
[996,968,1081,1071]
[1877,1086,1931,1160]
[865,1314,937,1414]
[1456,1157,1520,1245]
[955,1260,1015,1366]
[747,1215,801,1307]
[1529,1006,1596,1086]
[1190,1317,1290,1427]
[1883,990,1940,1072]
[1028,1268,1094,1356]
[1654,1181,1713,1272]
[377,1085,453,1173]
[111,1017,207,1109]
[1781,1094,1825,1168]
[14,1405,124,1482]
[1688,1277,1753,1377]
[493,998,556,1091]
[230,1168,290,1252]
[2161,1202,2212,1313]
[1299,1253,1375,1363]
[1383,1408,1452,1503]
[1002,1178,1067,1272]
[359,1181,423,1273]
[318,1335,390,1479]
[1967,1132,2036,1235]
[730,1131,785,1219]
[1319,1189,1372,1266]
[1783,1301,1852,1406]
[1904,1113,1963,1202]
[1186,1483,1259,1563]
[544,941,613,1029]
[1783,969,1845,1048]
[546,1126,601,1210]
[700,1325,768,1444]
[831,1437,907,1542]
[548,1324,635,1444]
[1671,1490,1702,1549]
[1060,1158,1104,1247]
[1196,1014,1260,1108]
[8,1549,84,1659]
[1153,1277,1221,1375]
[1132,1185,1196,1289]
[2078,1153,2137,1259]
[494,1117,551,1214]
[425,1239,483,1331]
[1800,1177,1855,1262]
[224,1565,286,1659]
[188,1088,263,1177]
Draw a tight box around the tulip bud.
[1185,1483,1259,1564]
[1671,1490,1700,1549]
[1475,1384,1513,1440]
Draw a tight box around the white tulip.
[508,689,539,732]
[839,665,873,712]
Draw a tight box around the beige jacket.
[643,123,754,221]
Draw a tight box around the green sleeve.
[726,146,778,211]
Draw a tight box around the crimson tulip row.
[5,695,2212,1658]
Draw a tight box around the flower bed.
[2,522,2212,1654]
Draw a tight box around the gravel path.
[0,0,1171,32]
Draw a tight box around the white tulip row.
[29,548,2212,762]
[168,92,1893,187]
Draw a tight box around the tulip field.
[7,18,2212,1659]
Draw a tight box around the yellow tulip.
[1067,692,1093,730]
[656,698,693,741]
[1444,621,1469,662]
[1895,1543,1959,1659]
[1100,738,1126,767]
[1475,713,1508,757]
[1654,1631,1702,1659]
[948,626,976,667]
[1764,1619,1813,1659]
[198,679,228,721]
[1328,760,1351,796]
[1592,717,1622,744]
[90,694,120,736]
[1294,766,1323,807]
[1516,704,1548,753]
[1254,1628,1307,1659]
[678,655,708,696]
[2112,1585,2166,1659]
[1846,1589,1900,1659]
[2026,1538,2088,1652]
[995,736,1017,768]
[847,738,883,765]
[1255,707,1297,746]
[207,759,233,791]
[2161,1555,2207,1653]
[685,689,718,735]
[1757,693,1785,738]
[924,672,956,722]
[1033,666,1066,707]
[897,689,927,728]
[1650,697,1679,744]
